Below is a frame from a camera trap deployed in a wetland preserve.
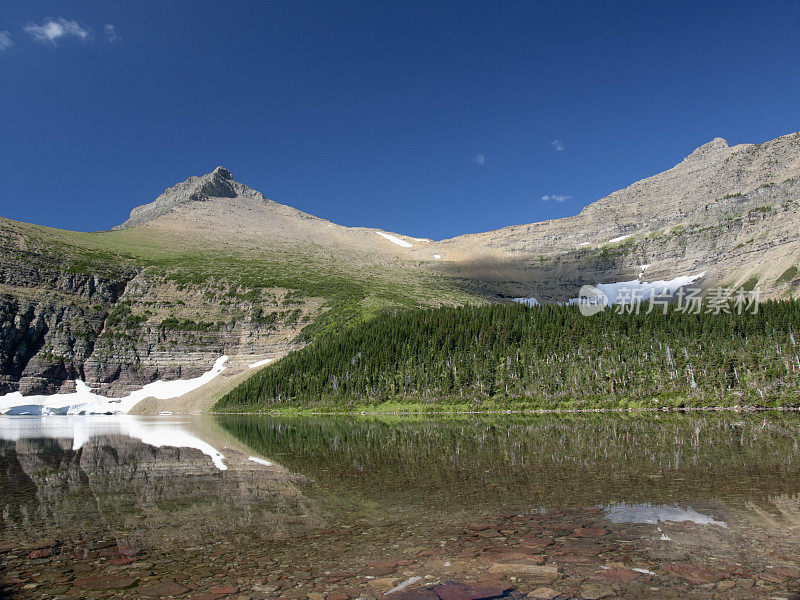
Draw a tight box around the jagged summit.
[701,136,729,149]
[113,167,271,230]
[212,166,233,179]
[679,136,733,165]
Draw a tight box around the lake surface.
[2,413,800,599]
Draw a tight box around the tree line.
[216,300,800,411]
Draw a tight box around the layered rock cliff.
[0,221,320,396]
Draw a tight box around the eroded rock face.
[0,261,131,395]
[0,236,314,396]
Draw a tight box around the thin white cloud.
[541,194,572,202]
[0,31,12,51]
[473,154,486,166]
[104,24,121,44]
[550,139,564,151]
[24,18,90,45]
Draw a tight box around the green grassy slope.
[215,301,800,411]
[1,217,485,342]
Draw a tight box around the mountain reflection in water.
[2,412,800,600]
[217,413,800,511]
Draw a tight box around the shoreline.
[212,404,800,416]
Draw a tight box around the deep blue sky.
[1,1,799,239]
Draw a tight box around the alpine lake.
[2,412,800,600]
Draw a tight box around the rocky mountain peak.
[680,137,731,164]
[113,167,269,230]
[706,137,729,148]
[212,166,233,180]
[190,167,237,200]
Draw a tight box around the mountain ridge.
[108,130,800,265]
[1,130,799,401]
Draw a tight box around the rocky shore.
[3,503,799,600]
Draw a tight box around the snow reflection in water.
[603,502,727,527]
[0,414,228,470]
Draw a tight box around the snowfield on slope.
[248,358,274,368]
[584,272,706,304]
[608,234,632,244]
[513,272,705,308]
[0,356,228,416]
[375,230,413,247]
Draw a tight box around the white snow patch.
[433,254,441,260]
[578,242,590,247]
[608,234,632,244]
[248,456,273,467]
[513,297,540,306]
[248,358,274,369]
[573,272,705,305]
[604,502,727,527]
[0,356,228,416]
[0,414,228,470]
[410,237,431,242]
[632,568,657,576]
[375,231,413,248]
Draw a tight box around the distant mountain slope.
[2,131,800,399]
[422,131,800,302]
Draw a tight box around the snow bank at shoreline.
[0,356,228,416]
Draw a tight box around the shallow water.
[2,413,800,599]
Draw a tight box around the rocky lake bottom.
[2,413,800,600]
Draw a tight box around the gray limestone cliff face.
[1,297,105,395]
[0,232,314,396]
[0,237,135,395]
[0,275,312,397]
